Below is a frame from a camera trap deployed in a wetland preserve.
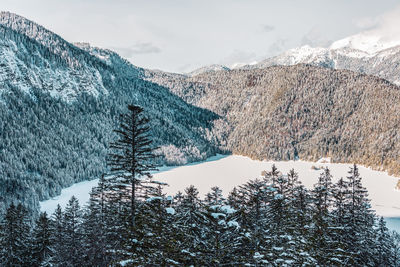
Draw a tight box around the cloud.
[353,17,380,30]
[300,27,332,48]
[262,24,275,33]
[267,38,288,56]
[367,5,400,43]
[220,50,257,68]
[177,63,195,73]
[111,42,161,58]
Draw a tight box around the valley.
[40,154,400,230]
[2,3,400,265]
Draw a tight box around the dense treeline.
[0,82,223,216]
[145,65,400,176]
[1,165,399,266]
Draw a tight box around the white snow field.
[40,155,400,229]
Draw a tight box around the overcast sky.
[1,0,400,73]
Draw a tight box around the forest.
[1,165,398,266]
[1,105,399,266]
[0,14,227,215]
[145,65,400,177]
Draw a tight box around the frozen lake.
[40,154,400,230]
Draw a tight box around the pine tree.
[0,204,32,266]
[174,185,206,266]
[205,186,225,206]
[389,231,400,266]
[309,168,335,264]
[236,179,269,264]
[136,184,179,265]
[375,217,393,266]
[49,204,65,266]
[32,212,52,266]
[107,104,158,229]
[329,177,354,264]
[63,196,83,266]
[202,187,239,266]
[82,175,110,266]
[345,165,376,265]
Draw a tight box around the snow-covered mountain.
[0,11,109,101]
[0,12,223,214]
[244,32,400,85]
[330,32,400,54]
[188,64,230,77]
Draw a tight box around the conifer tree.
[174,185,205,266]
[82,175,110,266]
[237,179,268,263]
[205,186,224,206]
[63,196,83,266]
[330,177,352,265]
[49,204,65,266]
[310,168,335,264]
[107,105,158,228]
[375,217,393,266]
[345,165,376,265]
[0,204,32,266]
[32,212,52,266]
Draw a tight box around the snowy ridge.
[188,64,230,77]
[241,30,400,85]
[0,12,107,101]
[330,32,400,55]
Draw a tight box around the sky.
[1,0,400,73]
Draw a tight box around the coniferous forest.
[1,165,399,266]
[2,9,400,267]
[1,105,399,266]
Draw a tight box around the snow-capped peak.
[188,64,230,76]
[330,32,400,55]
[277,45,329,64]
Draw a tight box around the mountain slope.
[0,13,224,214]
[145,65,400,177]
[0,11,111,101]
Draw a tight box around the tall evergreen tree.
[375,217,393,266]
[174,185,213,266]
[345,165,376,265]
[82,175,110,266]
[49,204,65,266]
[32,212,52,266]
[63,196,83,266]
[236,179,268,264]
[309,168,335,264]
[107,105,158,228]
[0,204,32,266]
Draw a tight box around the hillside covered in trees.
[145,65,400,176]
[2,11,400,220]
[0,12,226,214]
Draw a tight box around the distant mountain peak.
[238,31,400,85]
[330,32,400,55]
[188,64,230,76]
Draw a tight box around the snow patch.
[317,157,331,164]
[165,207,176,215]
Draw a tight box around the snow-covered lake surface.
[40,154,400,230]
